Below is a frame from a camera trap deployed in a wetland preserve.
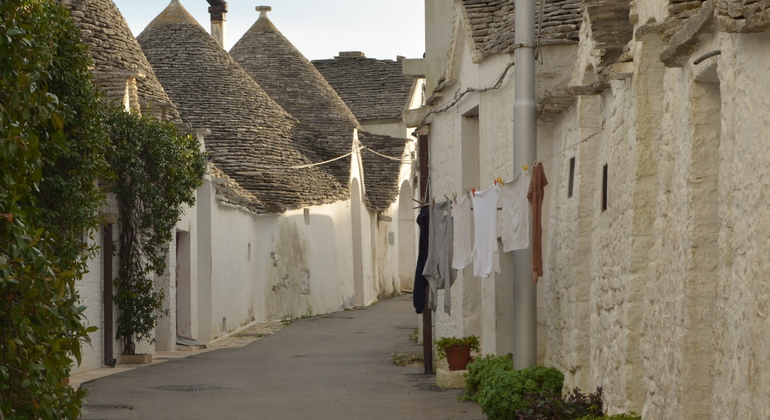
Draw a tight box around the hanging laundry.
[413,207,430,314]
[500,172,530,252]
[527,163,548,282]
[471,185,501,279]
[422,200,456,314]
[451,194,472,270]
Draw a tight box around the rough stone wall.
[544,94,602,393]
[710,32,770,420]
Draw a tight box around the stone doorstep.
[437,367,467,389]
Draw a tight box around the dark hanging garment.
[413,207,430,314]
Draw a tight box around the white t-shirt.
[499,173,530,252]
[471,185,500,278]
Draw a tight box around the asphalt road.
[79,295,484,419]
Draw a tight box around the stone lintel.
[401,58,426,78]
[608,61,636,79]
[403,106,429,128]
[717,9,770,32]
[660,0,716,67]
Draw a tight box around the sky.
[112,0,425,61]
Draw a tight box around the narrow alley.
[77,295,484,420]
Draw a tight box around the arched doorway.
[350,178,364,306]
[397,181,416,291]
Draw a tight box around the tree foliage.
[0,0,110,418]
[107,108,206,355]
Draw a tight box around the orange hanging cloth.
[527,163,548,282]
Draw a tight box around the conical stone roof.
[138,0,348,212]
[229,7,359,139]
[59,0,177,118]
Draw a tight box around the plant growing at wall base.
[434,335,481,359]
[0,1,111,418]
[107,108,206,355]
[435,335,480,370]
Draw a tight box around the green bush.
[462,354,565,420]
[0,0,111,418]
[106,108,206,355]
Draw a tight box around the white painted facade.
[421,0,770,418]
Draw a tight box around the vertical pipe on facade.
[103,224,116,367]
[512,0,538,369]
[418,133,434,374]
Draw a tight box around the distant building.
[62,0,420,373]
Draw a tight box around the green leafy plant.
[106,108,206,355]
[460,354,564,420]
[0,0,111,418]
[434,335,480,359]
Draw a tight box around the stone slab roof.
[138,0,348,213]
[229,10,359,135]
[358,131,409,212]
[209,163,267,214]
[312,53,414,122]
[59,0,177,118]
[462,0,581,60]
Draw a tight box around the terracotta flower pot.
[445,344,472,371]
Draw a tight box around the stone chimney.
[256,5,271,18]
[207,0,228,48]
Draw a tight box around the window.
[567,156,575,198]
[601,164,608,212]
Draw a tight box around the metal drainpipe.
[418,133,433,374]
[512,0,538,369]
[103,223,116,368]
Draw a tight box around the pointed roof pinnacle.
[144,0,200,31]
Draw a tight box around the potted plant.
[435,335,481,371]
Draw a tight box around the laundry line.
[216,145,411,171]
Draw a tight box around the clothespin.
[452,192,457,204]
[471,187,476,197]
[522,164,529,175]
[444,194,450,202]
[495,177,505,186]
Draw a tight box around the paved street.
[78,295,484,419]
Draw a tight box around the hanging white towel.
[451,194,472,270]
[471,185,500,278]
[500,173,530,252]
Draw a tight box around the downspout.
[103,223,116,368]
[512,0,538,369]
[206,0,228,48]
[418,132,433,374]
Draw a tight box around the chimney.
[256,5,271,18]
[207,0,228,48]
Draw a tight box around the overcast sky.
[111,0,425,61]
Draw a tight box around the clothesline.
[215,145,411,171]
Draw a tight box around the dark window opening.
[601,164,608,212]
[567,156,575,198]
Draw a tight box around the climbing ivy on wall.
[106,108,206,355]
[0,1,111,418]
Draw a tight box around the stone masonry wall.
[711,31,770,420]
